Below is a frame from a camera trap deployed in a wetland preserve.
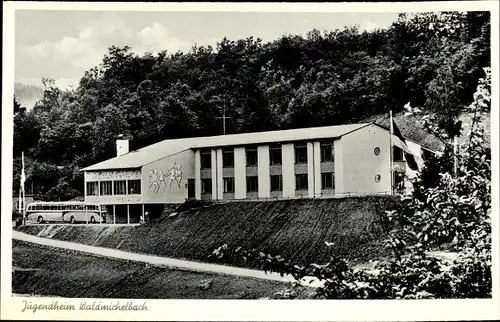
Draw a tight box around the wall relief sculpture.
[148,163,183,194]
[168,163,183,189]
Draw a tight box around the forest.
[13,12,490,201]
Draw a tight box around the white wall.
[257,145,271,198]
[282,143,295,197]
[216,149,223,200]
[341,125,391,194]
[194,150,201,199]
[307,142,315,196]
[210,149,218,200]
[313,141,321,196]
[334,138,344,194]
[142,149,195,204]
[234,147,246,199]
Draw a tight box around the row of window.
[28,204,100,211]
[200,173,335,194]
[86,180,141,196]
[200,141,335,169]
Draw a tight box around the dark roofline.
[369,122,443,153]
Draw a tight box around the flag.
[390,115,420,171]
[21,152,26,193]
[20,152,26,216]
[18,188,22,211]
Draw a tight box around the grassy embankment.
[17,196,398,268]
[12,240,306,299]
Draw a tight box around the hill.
[12,12,490,201]
[18,196,398,268]
[12,240,295,299]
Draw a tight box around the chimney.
[116,134,129,157]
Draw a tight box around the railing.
[203,190,409,204]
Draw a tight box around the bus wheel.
[37,216,44,224]
[90,216,96,224]
[70,216,75,224]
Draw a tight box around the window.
[201,151,212,169]
[246,147,258,166]
[223,177,234,193]
[86,182,99,196]
[246,176,258,192]
[128,179,141,194]
[295,174,308,190]
[321,172,335,189]
[320,141,334,162]
[269,145,282,165]
[223,149,234,168]
[270,175,283,191]
[100,181,113,195]
[114,180,127,195]
[294,143,308,163]
[393,146,404,161]
[86,205,97,211]
[201,178,212,194]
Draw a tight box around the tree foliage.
[210,68,492,299]
[12,12,490,201]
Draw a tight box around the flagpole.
[453,136,458,178]
[389,111,394,196]
[21,152,26,225]
[18,187,22,221]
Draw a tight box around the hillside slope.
[18,196,398,267]
[12,240,292,299]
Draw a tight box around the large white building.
[81,121,440,223]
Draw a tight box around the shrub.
[211,68,492,299]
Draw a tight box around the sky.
[15,10,400,90]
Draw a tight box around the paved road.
[12,230,323,288]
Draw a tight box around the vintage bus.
[25,201,107,224]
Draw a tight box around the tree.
[12,11,490,204]
[210,69,492,299]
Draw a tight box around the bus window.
[58,204,64,210]
[42,205,49,210]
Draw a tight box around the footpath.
[12,230,324,288]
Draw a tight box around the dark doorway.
[187,179,195,199]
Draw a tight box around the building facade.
[81,122,438,223]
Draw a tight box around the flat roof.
[81,123,370,171]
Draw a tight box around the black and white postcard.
[2,1,499,321]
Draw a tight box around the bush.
[12,210,23,221]
[211,68,492,299]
